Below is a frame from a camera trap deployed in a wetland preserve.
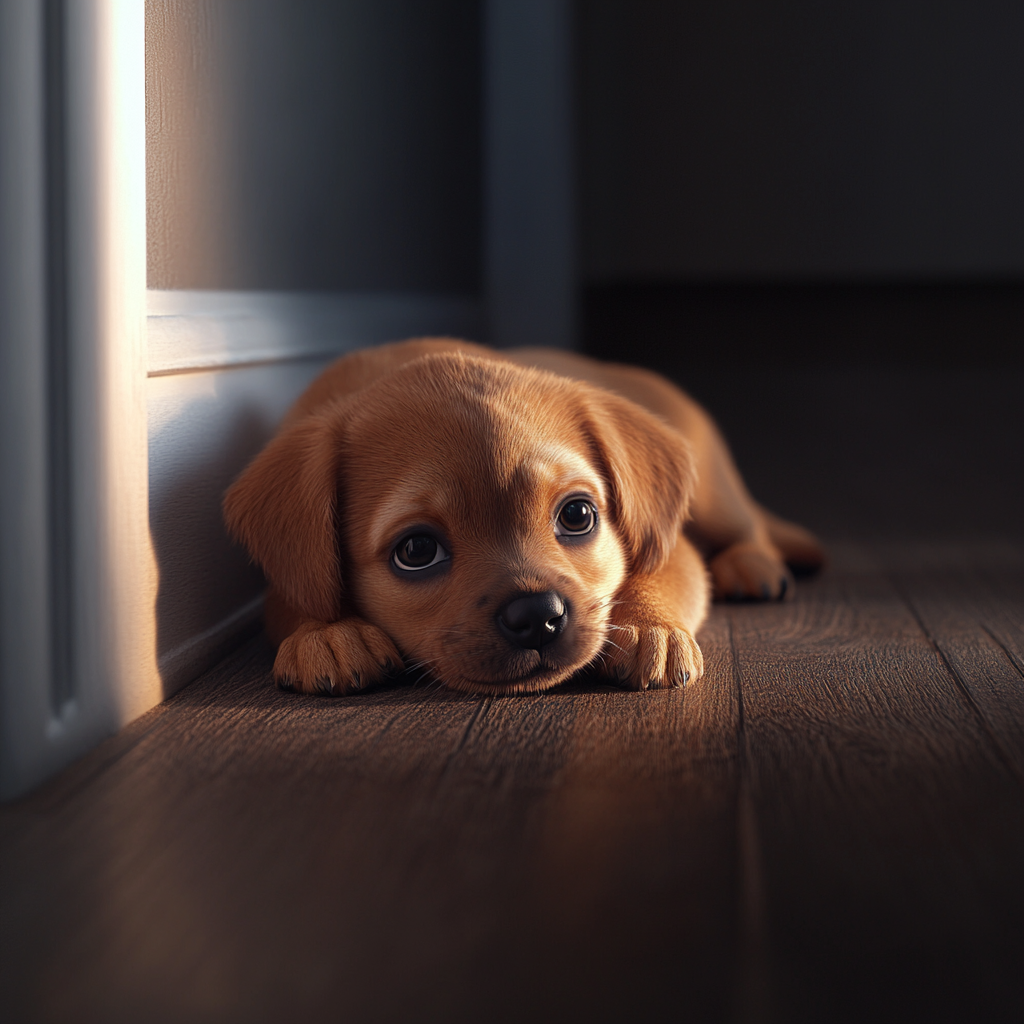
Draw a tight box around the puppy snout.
[496,591,567,650]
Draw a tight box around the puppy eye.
[392,534,449,572]
[556,499,597,537]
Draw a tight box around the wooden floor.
[2,538,1023,1023]
[3,343,1024,1022]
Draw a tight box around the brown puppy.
[224,339,823,696]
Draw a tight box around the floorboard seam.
[894,577,1024,794]
[437,696,492,782]
[980,624,1024,684]
[730,613,771,1024]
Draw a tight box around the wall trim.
[147,289,485,376]
[157,594,264,698]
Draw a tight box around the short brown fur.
[223,339,824,695]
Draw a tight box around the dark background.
[146,0,1024,540]
[573,1,1024,543]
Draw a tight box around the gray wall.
[580,0,1024,281]
[146,0,481,291]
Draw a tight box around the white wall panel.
[148,360,329,694]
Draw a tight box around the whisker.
[404,659,435,674]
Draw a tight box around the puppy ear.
[581,387,697,575]
[223,402,349,622]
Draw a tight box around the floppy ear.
[223,401,350,622]
[581,387,697,575]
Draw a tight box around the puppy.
[224,339,823,696]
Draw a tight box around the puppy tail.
[758,506,826,575]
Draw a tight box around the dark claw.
[682,671,690,686]
[778,577,789,600]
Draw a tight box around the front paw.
[600,619,704,691]
[274,618,402,695]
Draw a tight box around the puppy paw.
[601,619,704,690]
[274,618,402,695]
[710,541,793,601]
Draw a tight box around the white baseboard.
[157,595,265,697]
[147,289,484,375]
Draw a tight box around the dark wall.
[576,2,1024,540]
[579,0,1024,282]
[146,0,481,291]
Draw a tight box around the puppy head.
[224,352,696,693]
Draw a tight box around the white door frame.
[0,0,158,798]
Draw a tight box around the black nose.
[496,591,568,649]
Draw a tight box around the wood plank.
[505,608,742,1023]
[7,540,1021,1022]
[0,614,742,1023]
[732,543,1024,1023]
[0,638,493,1023]
[884,541,1024,782]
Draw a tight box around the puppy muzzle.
[496,591,568,650]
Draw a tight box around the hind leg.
[587,364,823,600]
[681,410,827,599]
[688,423,826,599]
